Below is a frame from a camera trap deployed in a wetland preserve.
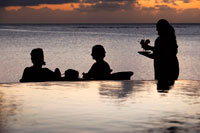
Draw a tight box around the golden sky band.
[0,0,200,23]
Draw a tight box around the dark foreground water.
[0,80,200,133]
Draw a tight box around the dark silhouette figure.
[157,83,172,93]
[82,45,112,80]
[20,48,61,82]
[110,71,133,80]
[62,69,79,81]
[139,19,179,86]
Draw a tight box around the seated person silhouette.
[20,48,61,82]
[82,45,112,80]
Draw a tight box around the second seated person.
[82,45,112,80]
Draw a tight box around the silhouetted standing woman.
[139,19,179,85]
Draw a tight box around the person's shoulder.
[42,67,51,70]
[102,60,110,66]
[91,62,97,67]
[103,60,109,64]
[20,66,33,82]
[42,67,54,73]
[23,66,33,72]
[93,61,110,68]
[155,37,160,42]
[102,61,111,71]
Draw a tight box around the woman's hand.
[82,72,88,79]
[138,51,154,59]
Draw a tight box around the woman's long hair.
[156,19,177,48]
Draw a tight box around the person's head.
[156,19,175,37]
[91,45,106,61]
[31,48,46,67]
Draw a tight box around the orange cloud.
[5,6,22,11]
[28,3,80,11]
[136,0,200,10]
[175,0,200,10]
[2,0,200,23]
[5,3,96,11]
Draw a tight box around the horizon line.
[1,22,200,25]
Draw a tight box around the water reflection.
[0,88,22,133]
[0,90,4,131]
[157,83,173,93]
[99,81,134,99]
[99,80,158,100]
[0,81,200,133]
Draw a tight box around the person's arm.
[139,52,154,59]
[43,68,62,81]
[20,67,29,82]
[82,72,89,79]
[142,44,154,51]
[82,64,95,79]
[139,40,156,59]
[105,63,112,74]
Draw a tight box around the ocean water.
[0,24,200,83]
[0,80,200,133]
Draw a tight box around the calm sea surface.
[0,80,200,133]
[0,24,200,83]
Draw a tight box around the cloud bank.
[0,0,200,23]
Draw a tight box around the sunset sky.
[0,0,200,23]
